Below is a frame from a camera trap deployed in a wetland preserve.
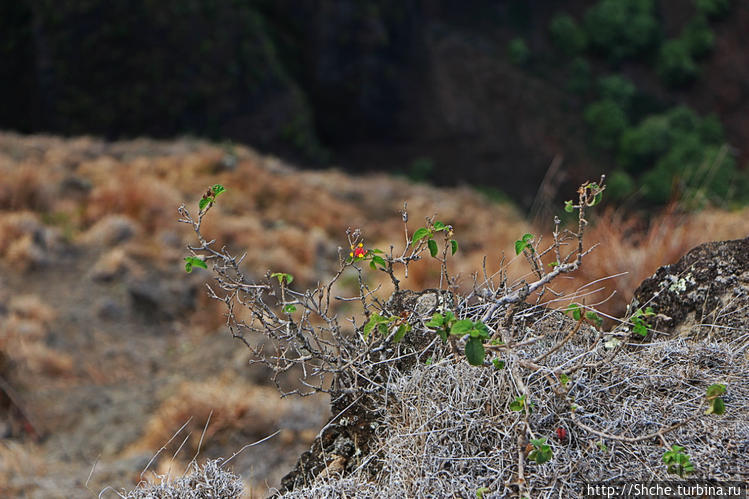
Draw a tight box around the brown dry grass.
[543,206,749,319]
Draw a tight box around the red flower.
[350,243,367,259]
[555,427,567,440]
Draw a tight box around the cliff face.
[2,1,749,205]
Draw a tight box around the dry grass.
[546,206,749,319]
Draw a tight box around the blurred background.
[1,0,748,497]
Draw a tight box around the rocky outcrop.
[631,236,749,340]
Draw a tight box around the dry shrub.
[0,441,46,495]
[0,294,75,379]
[547,206,749,318]
[130,379,287,459]
[0,212,61,271]
[0,165,55,212]
[85,171,181,232]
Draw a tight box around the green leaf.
[645,306,655,316]
[708,397,725,415]
[199,197,211,211]
[585,310,603,327]
[444,310,456,323]
[283,304,297,314]
[450,320,474,335]
[514,240,527,255]
[476,487,490,499]
[492,358,505,370]
[425,356,433,365]
[270,272,293,285]
[364,314,382,339]
[438,329,448,343]
[433,221,446,230]
[510,395,526,412]
[425,313,445,328]
[372,255,387,269]
[633,323,648,337]
[564,200,574,213]
[412,227,430,246]
[522,233,533,243]
[184,257,207,272]
[212,184,226,196]
[706,384,726,398]
[369,260,377,270]
[473,321,490,338]
[371,248,385,254]
[560,373,570,386]
[451,239,458,255]
[393,324,410,343]
[378,323,389,336]
[465,337,485,366]
[428,239,438,258]
[565,303,581,321]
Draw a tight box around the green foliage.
[682,16,715,58]
[199,184,226,211]
[583,0,658,62]
[695,0,731,18]
[565,303,602,327]
[411,222,457,258]
[527,437,553,464]
[584,99,629,150]
[630,306,654,337]
[364,313,412,342]
[508,37,531,66]
[549,14,587,56]
[426,312,490,365]
[406,157,434,183]
[662,445,694,477]
[476,487,491,499]
[184,256,207,273]
[510,394,532,413]
[657,39,699,87]
[514,233,534,255]
[606,169,636,200]
[597,75,636,110]
[270,272,294,285]
[619,106,741,206]
[566,57,592,94]
[705,383,727,415]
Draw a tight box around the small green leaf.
[522,233,533,243]
[444,310,456,323]
[433,221,446,230]
[426,313,445,328]
[473,321,490,338]
[450,320,474,335]
[425,356,433,365]
[585,310,602,327]
[393,324,410,343]
[465,337,485,366]
[212,184,226,196]
[438,329,448,343]
[184,257,207,272]
[492,358,505,370]
[633,323,648,337]
[565,303,581,321]
[372,255,387,268]
[199,197,211,211]
[560,373,569,386]
[451,239,458,255]
[378,323,389,336]
[510,395,526,412]
[371,248,385,254]
[270,272,293,285]
[364,314,382,339]
[548,260,559,268]
[412,227,430,246]
[476,487,490,499]
[428,239,438,257]
[514,240,527,255]
[707,397,725,415]
[706,384,726,398]
[645,306,655,316]
[283,304,297,314]
[564,200,574,213]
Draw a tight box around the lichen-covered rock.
[631,236,749,340]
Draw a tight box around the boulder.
[631,236,749,340]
